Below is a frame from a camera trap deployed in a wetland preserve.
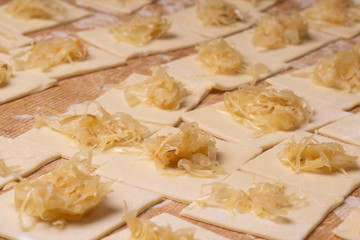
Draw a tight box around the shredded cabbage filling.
[223,86,313,134]
[108,14,171,46]
[197,182,303,219]
[12,37,88,71]
[35,102,150,152]
[0,63,12,86]
[14,150,112,230]
[278,136,356,174]
[252,11,308,49]
[143,122,222,178]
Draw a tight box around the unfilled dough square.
[333,207,360,240]
[103,213,229,240]
[76,22,208,60]
[165,6,261,39]
[318,113,360,147]
[266,66,360,110]
[93,73,212,125]
[95,125,262,203]
[76,0,154,14]
[0,136,60,189]
[164,50,289,91]
[0,181,163,240]
[181,170,344,240]
[0,26,32,50]
[181,93,351,149]
[0,1,91,34]
[241,131,360,197]
[225,28,338,63]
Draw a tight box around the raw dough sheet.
[266,66,360,110]
[95,125,262,203]
[181,92,350,149]
[318,113,360,147]
[0,26,32,50]
[103,213,229,240]
[0,181,162,240]
[241,131,360,197]
[181,170,344,240]
[0,136,60,189]
[333,207,360,240]
[225,28,338,63]
[76,0,154,14]
[76,22,208,59]
[0,0,91,34]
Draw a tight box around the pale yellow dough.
[0,181,162,240]
[0,26,32,50]
[103,213,229,240]
[333,207,360,240]
[226,0,281,11]
[0,1,91,34]
[76,23,208,60]
[241,131,360,197]
[266,66,360,110]
[95,125,262,203]
[318,113,360,147]
[181,171,344,240]
[76,0,154,14]
[225,28,338,63]
[0,136,60,189]
[181,91,350,149]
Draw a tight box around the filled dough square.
[225,28,338,63]
[241,131,360,197]
[333,207,360,240]
[0,136,60,189]
[103,213,229,240]
[76,0,154,14]
[0,1,91,34]
[0,181,162,240]
[95,125,262,203]
[181,170,344,240]
[318,113,360,147]
[181,92,350,149]
[266,66,360,110]
[0,26,32,50]
[76,22,208,60]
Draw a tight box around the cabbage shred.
[223,86,313,134]
[0,63,12,86]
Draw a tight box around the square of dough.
[241,131,360,197]
[0,181,162,240]
[76,0,154,14]
[266,66,360,110]
[8,45,126,80]
[181,170,344,240]
[93,73,212,125]
[0,70,57,105]
[103,213,229,240]
[318,113,360,147]
[0,136,60,189]
[333,207,360,240]
[164,50,289,91]
[165,6,261,39]
[0,26,32,50]
[76,22,208,60]
[181,92,351,149]
[95,125,262,203]
[0,1,91,34]
[225,28,338,63]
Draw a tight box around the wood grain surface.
[0,0,359,239]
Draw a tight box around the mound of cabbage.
[223,86,312,134]
[278,136,356,174]
[143,122,222,177]
[196,0,244,26]
[108,14,170,46]
[5,0,66,20]
[0,63,12,86]
[122,66,188,110]
[12,37,88,71]
[197,182,303,219]
[124,211,198,240]
[305,0,360,26]
[312,44,360,92]
[35,102,150,152]
[14,150,112,230]
[252,11,308,49]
